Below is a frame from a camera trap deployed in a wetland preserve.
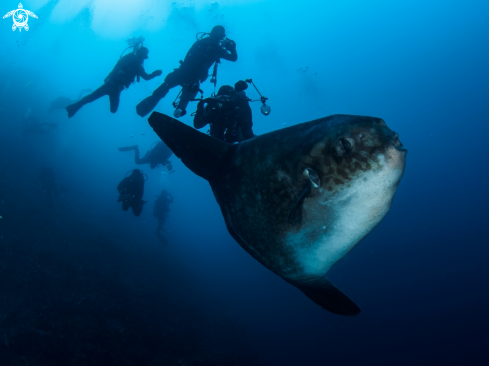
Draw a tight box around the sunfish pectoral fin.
[292,277,361,316]
[288,181,311,225]
[148,112,237,182]
[288,168,321,225]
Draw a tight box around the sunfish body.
[149,112,407,316]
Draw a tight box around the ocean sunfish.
[149,112,407,316]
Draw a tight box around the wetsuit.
[136,36,237,117]
[153,190,173,232]
[117,169,146,217]
[67,52,160,118]
[194,91,254,143]
[118,142,173,170]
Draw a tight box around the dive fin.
[288,181,312,225]
[66,102,82,119]
[148,112,236,182]
[137,96,159,117]
[156,232,169,247]
[292,277,361,316]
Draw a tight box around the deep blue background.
[0,0,488,365]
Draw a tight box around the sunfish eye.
[393,133,402,147]
[335,138,353,156]
[341,138,351,150]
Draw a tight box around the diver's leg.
[239,121,255,141]
[109,88,122,113]
[122,201,130,211]
[156,231,168,246]
[66,83,110,118]
[136,71,181,117]
[118,145,138,152]
[134,146,140,162]
[131,200,145,217]
[80,83,111,104]
[134,148,150,165]
[156,217,163,232]
[175,83,199,115]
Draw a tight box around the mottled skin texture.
[212,115,405,282]
[149,113,406,315]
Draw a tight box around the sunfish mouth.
[392,133,407,152]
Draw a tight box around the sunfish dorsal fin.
[148,112,236,182]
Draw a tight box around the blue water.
[1,0,488,365]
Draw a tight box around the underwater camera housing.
[220,37,235,49]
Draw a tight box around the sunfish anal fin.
[291,277,361,316]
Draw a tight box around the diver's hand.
[152,70,163,77]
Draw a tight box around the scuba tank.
[125,35,145,52]
[116,35,145,85]
[119,35,145,58]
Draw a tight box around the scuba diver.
[66,39,162,118]
[48,89,92,113]
[136,25,237,118]
[193,80,255,143]
[118,141,173,171]
[23,108,58,135]
[154,189,173,232]
[36,166,64,206]
[117,169,147,217]
[153,190,173,246]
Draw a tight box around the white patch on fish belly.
[288,153,404,279]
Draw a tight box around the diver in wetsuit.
[117,169,146,217]
[193,80,255,143]
[136,25,237,118]
[118,141,173,170]
[23,108,58,135]
[66,47,162,118]
[36,166,63,206]
[48,89,92,113]
[153,189,173,246]
[153,190,173,233]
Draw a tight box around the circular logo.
[13,9,28,28]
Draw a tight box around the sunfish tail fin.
[293,277,361,316]
[148,112,236,182]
